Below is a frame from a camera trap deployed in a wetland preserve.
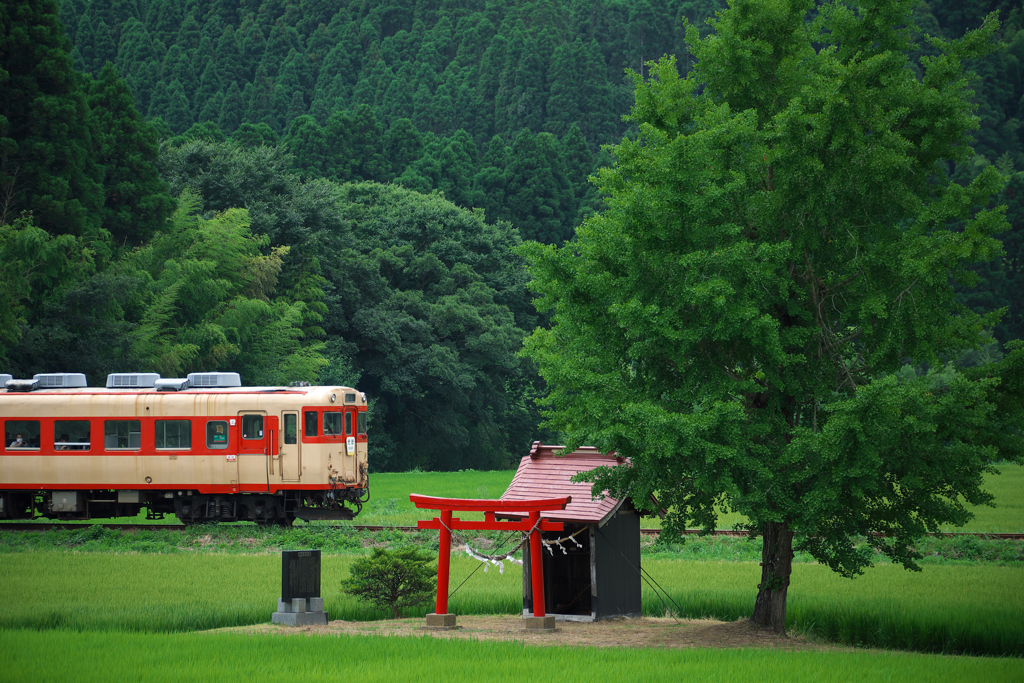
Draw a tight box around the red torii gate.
[410,494,571,628]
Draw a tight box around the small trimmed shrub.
[340,547,437,618]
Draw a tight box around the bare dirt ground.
[221,615,828,651]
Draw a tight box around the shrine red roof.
[500,442,627,525]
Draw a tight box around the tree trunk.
[750,521,794,635]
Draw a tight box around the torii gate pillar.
[411,494,571,631]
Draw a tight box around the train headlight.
[330,393,336,403]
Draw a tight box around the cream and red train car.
[0,372,368,524]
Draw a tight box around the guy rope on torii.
[409,493,571,631]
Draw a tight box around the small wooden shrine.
[500,442,643,622]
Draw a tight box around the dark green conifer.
[107,0,139,45]
[176,10,201,52]
[436,129,478,207]
[412,82,434,133]
[219,80,245,132]
[70,45,87,73]
[381,65,416,125]
[194,60,224,118]
[304,22,335,77]
[232,122,279,147]
[197,89,225,124]
[163,79,193,134]
[161,44,196,101]
[86,63,175,246]
[0,0,104,239]
[215,24,245,86]
[59,0,85,44]
[310,36,357,119]
[91,21,117,74]
[431,82,456,136]
[73,14,97,68]
[83,0,112,36]
[211,0,239,28]
[114,17,159,109]
[383,118,424,178]
[126,58,160,115]
[503,129,574,243]
[238,14,266,81]
[282,114,328,177]
[246,63,279,131]
[494,31,545,137]
[297,0,335,35]
[546,38,585,137]
[147,115,172,140]
[144,0,182,48]
[285,91,306,123]
[260,19,302,79]
[201,14,226,47]
[194,35,216,84]
[170,121,227,146]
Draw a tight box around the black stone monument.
[272,549,329,626]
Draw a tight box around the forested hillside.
[2,0,1023,470]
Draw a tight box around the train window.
[206,421,229,449]
[104,420,141,450]
[284,414,297,445]
[54,420,90,451]
[323,412,343,436]
[241,415,264,440]
[5,420,40,450]
[304,411,318,438]
[357,411,367,435]
[345,412,353,435]
[155,420,191,449]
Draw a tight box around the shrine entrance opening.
[410,494,571,630]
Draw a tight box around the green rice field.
[2,551,1021,656]
[1,630,1020,683]
[2,466,1021,679]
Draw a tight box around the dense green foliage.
[54,0,1024,255]
[158,143,546,470]
[521,0,1024,633]
[341,546,437,618]
[4,0,1024,474]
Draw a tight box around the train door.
[266,415,279,478]
[279,410,300,482]
[237,411,269,491]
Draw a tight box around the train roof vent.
[187,372,242,388]
[155,378,191,391]
[34,373,88,388]
[106,373,160,389]
[6,378,39,392]
[0,374,12,388]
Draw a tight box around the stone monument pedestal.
[272,597,328,626]
[424,612,457,629]
[522,615,556,631]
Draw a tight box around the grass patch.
[2,552,1021,655]
[1,630,1022,683]
[643,560,1024,656]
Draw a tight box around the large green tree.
[1,0,103,239]
[86,63,175,246]
[315,182,539,472]
[521,0,1024,635]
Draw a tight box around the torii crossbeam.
[410,494,571,628]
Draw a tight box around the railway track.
[1,522,1022,539]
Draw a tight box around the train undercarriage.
[0,486,368,526]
